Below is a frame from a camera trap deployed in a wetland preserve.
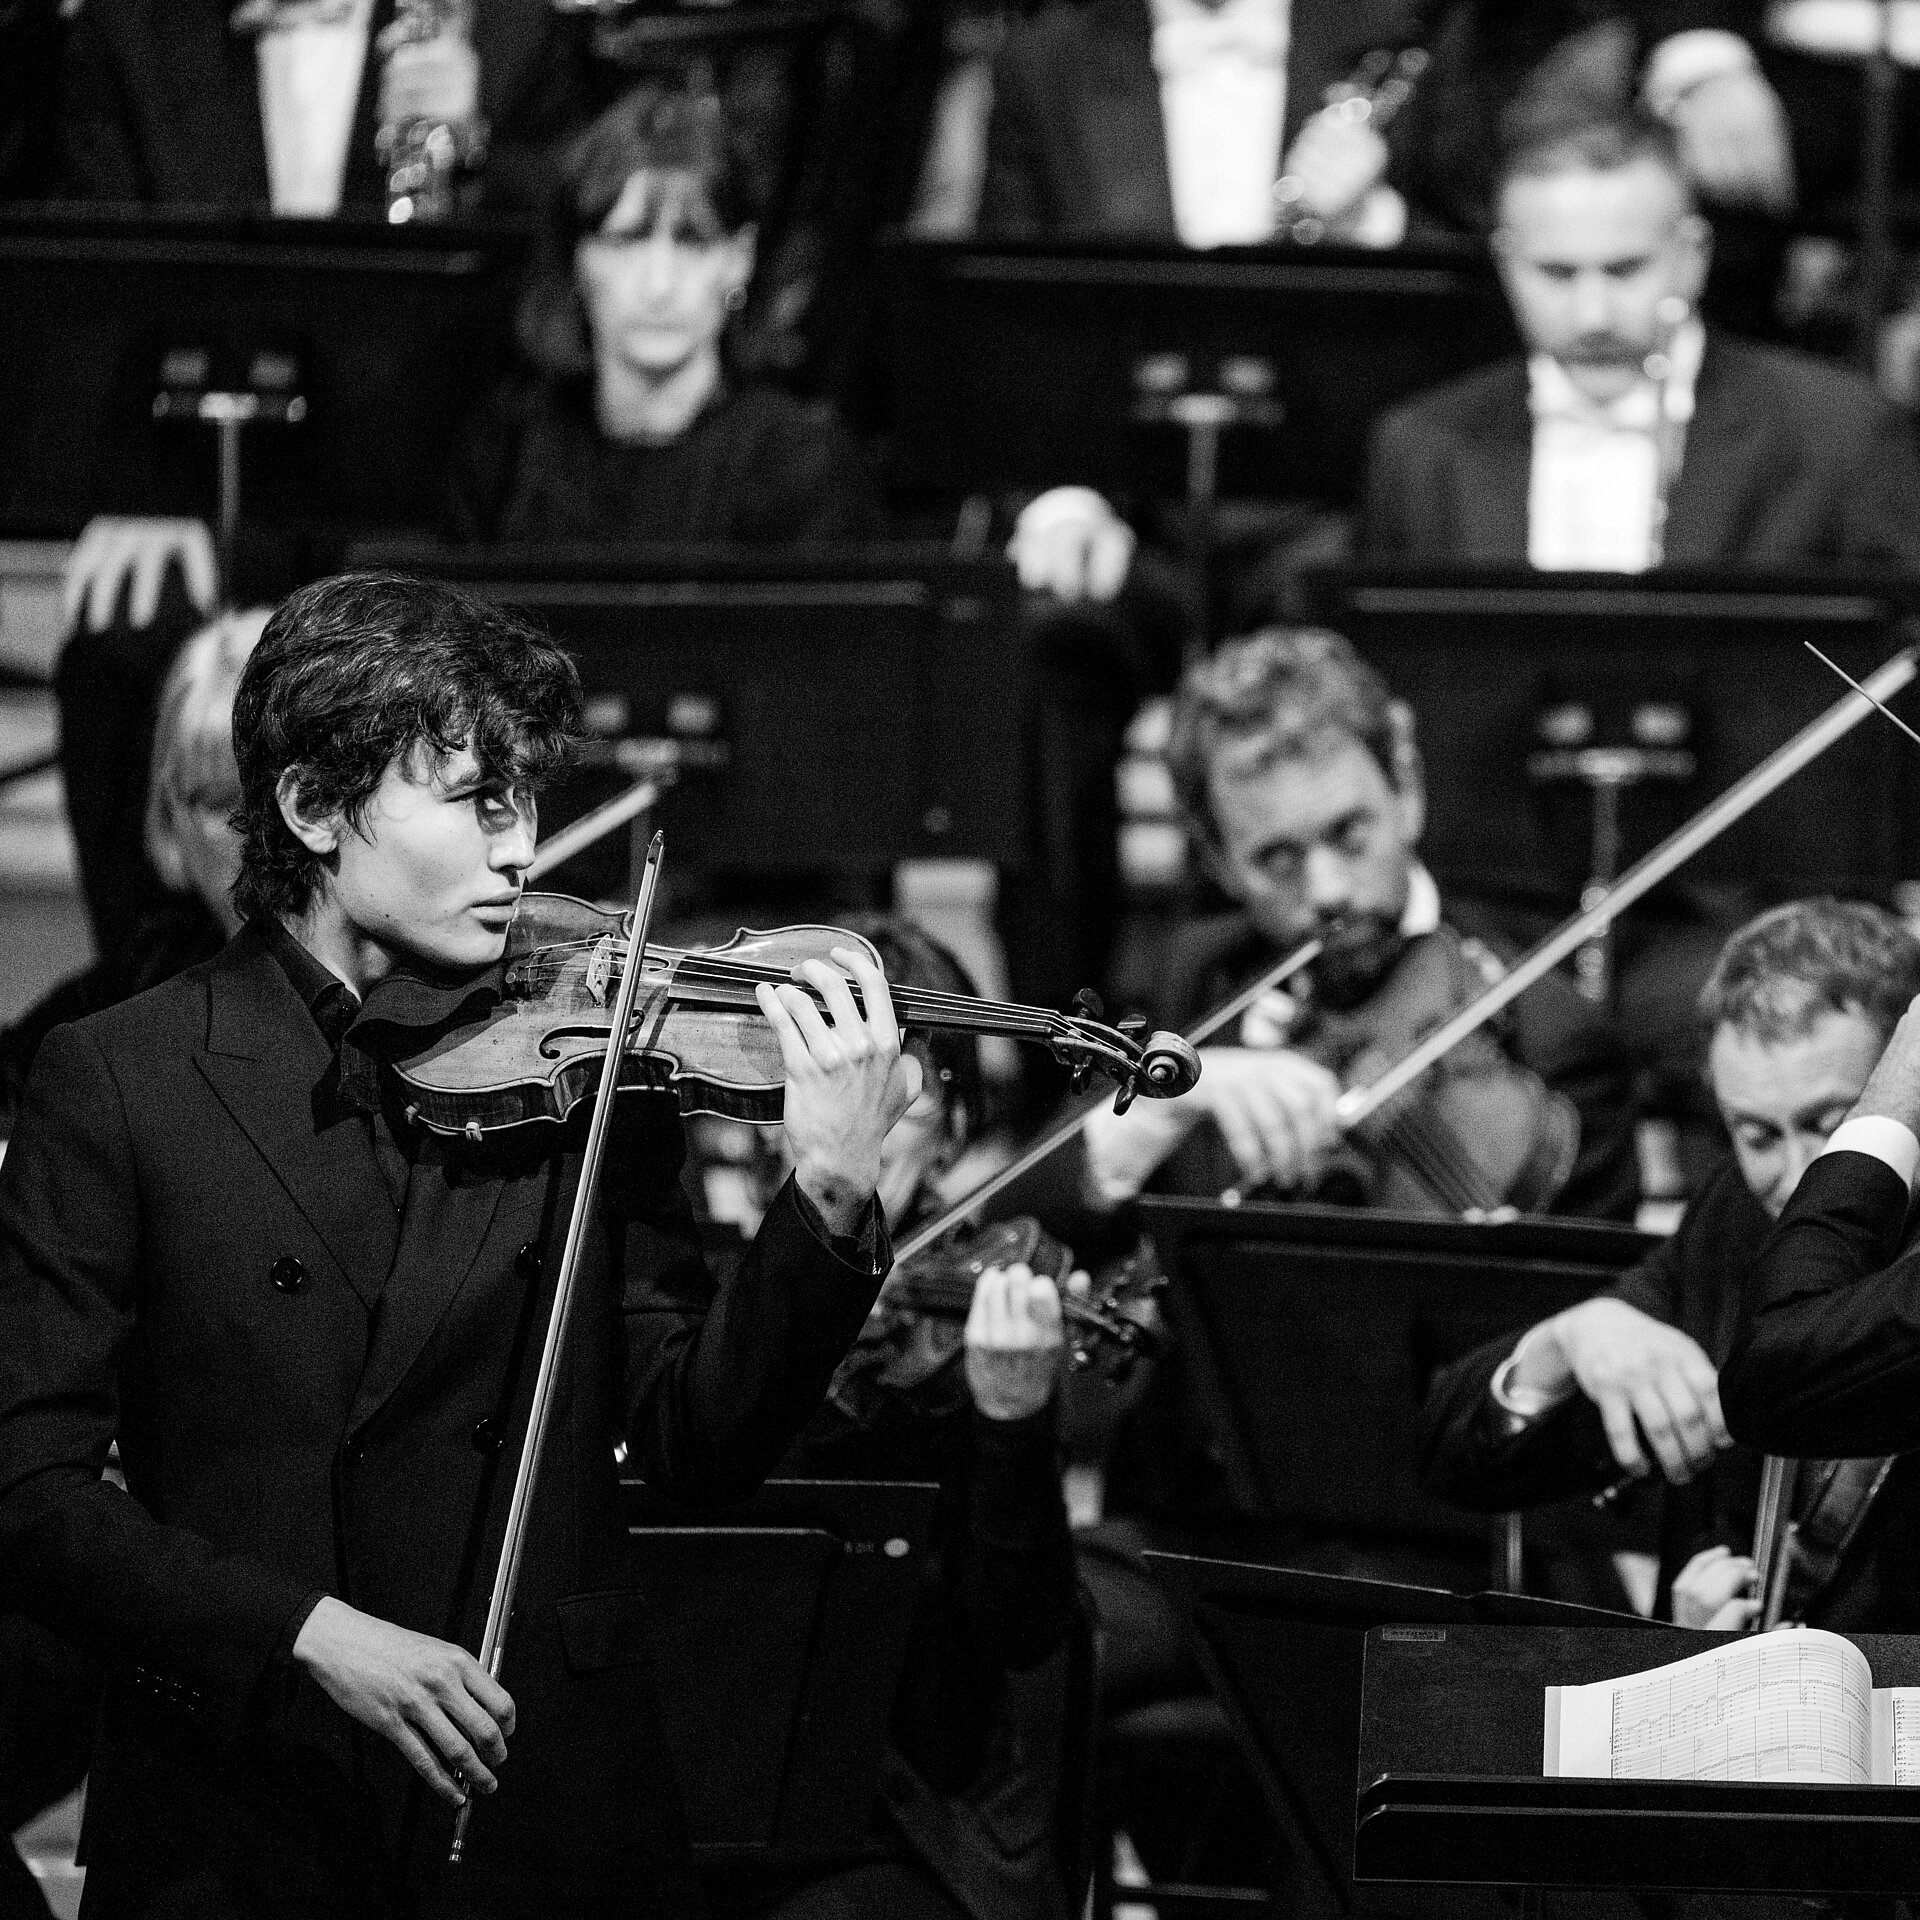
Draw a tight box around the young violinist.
[687,915,1080,1920]
[0,571,920,1919]
[1066,626,1639,1224]
[1424,899,1920,1632]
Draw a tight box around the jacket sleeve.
[962,1406,1076,1676]
[1418,1231,1684,1512]
[978,38,1051,238]
[0,1023,319,1738]
[612,1098,891,1506]
[1721,1148,1920,1456]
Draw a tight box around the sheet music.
[1552,1630,1873,1783]
[1871,1690,1920,1785]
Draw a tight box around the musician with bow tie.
[1363,99,1920,570]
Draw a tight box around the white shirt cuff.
[1820,1114,1920,1190]
[1489,1322,1575,1426]
[1642,29,1759,115]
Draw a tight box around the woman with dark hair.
[448,86,882,545]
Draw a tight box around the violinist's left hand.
[965,1263,1066,1421]
[757,946,922,1238]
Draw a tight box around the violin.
[1753,1452,1897,1630]
[393,893,1202,1138]
[1227,923,1579,1217]
[828,1216,1164,1427]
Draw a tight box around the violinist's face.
[282,742,536,980]
[1707,1008,1886,1218]
[1208,731,1423,964]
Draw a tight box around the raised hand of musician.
[1007,488,1135,604]
[1670,1545,1759,1632]
[1193,1045,1344,1192]
[965,1262,1067,1421]
[1844,989,1920,1139]
[292,1596,516,1808]
[378,21,481,129]
[1517,1298,1728,1484]
[757,946,922,1237]
[62,516,217,634]
[1278,113,1391,232]
[1667,65,1795,215]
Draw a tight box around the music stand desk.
[620,1477,939,1856]
[1142,1552,1650,1918]
[1356,1625,1920,1894]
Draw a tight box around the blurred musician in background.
[1059,626,1639,1223]
[57,0,584,215]
[692,917,1081,1920]
[1364,102,1920,568]
[1423,899,1920,1632]
[1,608,260,1119]
[977,0,1425,247]
[447,86,881,545]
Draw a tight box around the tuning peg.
[1111,1081,1136,1116]
[1071,987,1106,1022]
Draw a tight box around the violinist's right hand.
[1007,487,1134,604]
[292,1596,516,1808]
[1512,1297,1728,1485]
[1082,1045,1342,1206]
[62,516,218,635]
[1671,1545,1760,1632]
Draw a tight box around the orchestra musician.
[1423,899,1920,1631]
[1058,625,1639,1226]
[0,570,920,1919]
[691,916,1080,1920]
[1722,921,1920,1511]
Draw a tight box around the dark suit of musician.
[1364,330,1920,570]
[1423,1156,1920,1628]
[978,0,1426,239]
[59,0,586,212]
[0,920,889,1918]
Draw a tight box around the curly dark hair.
[231,572,582,922]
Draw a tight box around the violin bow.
[892,937,1322,1266]
[1331,642,1920,1139]
[449,831,667,1865]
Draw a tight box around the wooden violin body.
[394,894,1202,1137]
[1288,926,1578,1217]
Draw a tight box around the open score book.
[1545,1629,1920,1784]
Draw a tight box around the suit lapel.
[195,930,400,1308]
[1456,364,1532,558]
[1664,335,1771,566]
[1083,0,1178,237]
[346,1131,534,1432]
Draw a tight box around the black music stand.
[620,1477,939,1854]
[349,542,1027,883]
[1356,1624,1920,1895]
[1296,566,1920,908]
[1144,1553,1653,1920]
[1135,1199,1655,1580]
[0,205,528,539]
[875,237,1518,506]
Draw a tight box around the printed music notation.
[1546,1629,1920,1785]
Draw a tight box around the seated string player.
[0,571,920,1919]
[1363,100,1920,570]
[689,916,1080,1920]
[1058,626,1639,1227]
[1423,899,1920,1632]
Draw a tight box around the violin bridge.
[584,936,617,1007]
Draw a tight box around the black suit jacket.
[1423,1155,1920,1629]
[979,0,1428,240]
[59,0,585,211]
[0,926,888,1918]
[1363,331,1920,570]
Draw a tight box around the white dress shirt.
[1081,865,1443,1204]
[1819,1114,1920,1187]
[1766,0,1920,64]
[1526,317,1705,574]
[1149,0,1290,247]
[242,0,376,217]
